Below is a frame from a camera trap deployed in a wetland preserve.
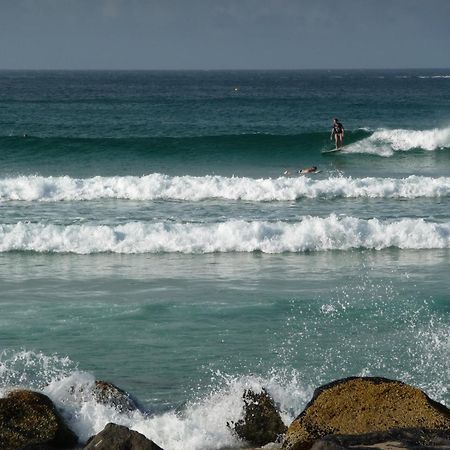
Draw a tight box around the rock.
[231,389,287,446]
[242,444,283,449]
[0,389,78,450]
[18,445,71,450]
[242,445,283,450]
[310,428,450,450]
[93,380,144,413]
[283,377,450,450]
[83,423,163,450]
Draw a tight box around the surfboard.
[283,170,321,176]
[322,148,343,154]
[298,170,322,175]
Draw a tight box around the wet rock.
[310,428,450,450]
[0,390,78,450]
[83,423,163,450]
[242,444,283,450]
[93,380,144,413]
[283,377,450,450]
[231,389,287,446]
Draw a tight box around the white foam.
[2,310,449,450]
[1,174,450,202]
[345,126,450,156]
[51,373,307,450]
[418,75,450,79]
[0,350,308,450]
[1,216,450,254]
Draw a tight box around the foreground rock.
[310,428,450,450]
[84,423,163,450]
[0,390,78,450]
[230,389,287,446]
[283,377,450,450]
[93,380,144,413]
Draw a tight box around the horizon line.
[0,67,450,72]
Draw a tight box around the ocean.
[0,69,449,449]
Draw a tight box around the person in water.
[283,166,318,176]
[331,118,344,149]
[298,166,318,174]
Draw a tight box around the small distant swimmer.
[298,166,318,174]
[330,118,344,149]
[284,166,319,176]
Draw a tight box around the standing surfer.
[330,118,344,149]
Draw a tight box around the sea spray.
[1,269,449,450]
[0,350,309,450]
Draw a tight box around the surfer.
[330,118,344,149]
[284,166,319,176]
[298,166,318,174]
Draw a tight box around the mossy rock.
[283,377,450,450]
[0,390,78,450]
[230,389,287,446]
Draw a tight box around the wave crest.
[346,126,450,156]
[2,174,450,202]
[1,216,449,254]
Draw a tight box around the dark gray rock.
[92,380,145,413]
[0,390,78,450]
[83,423,163,450]
[21,444,85,450]
[229,389,287,446]
[310,428,450,450]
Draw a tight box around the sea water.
[0,70,449,449]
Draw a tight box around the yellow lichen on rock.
[283,377,450,450]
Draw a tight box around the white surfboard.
[298,169,322,175]
[283,170,321,176]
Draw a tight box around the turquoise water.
[0,70,450,449]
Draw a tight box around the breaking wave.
[1,302,449,450]
[418,75,450,79]
[345,126,450,156]
[1,216,450,254]
[0,350,307,450]
[2,174,450,202]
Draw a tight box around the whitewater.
[1,216,449,254]
[0,349,311,450]
[345,125,450,156]
[2,173,450,202]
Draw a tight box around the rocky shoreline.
[1,377,449,450]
